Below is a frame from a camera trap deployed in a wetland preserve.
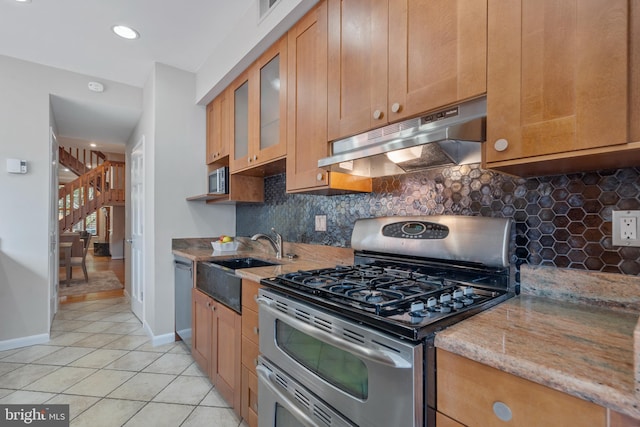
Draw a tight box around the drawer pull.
[253,326,259,335]
[492,401,512,422]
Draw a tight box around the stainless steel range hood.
[318,97,486,178]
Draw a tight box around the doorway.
[129,136,144,322]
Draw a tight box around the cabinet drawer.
[437,349,606,427]
[241,279,261,312]
[241,307,259,345]
[242,335,260,374]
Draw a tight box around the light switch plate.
[612,210,640,247]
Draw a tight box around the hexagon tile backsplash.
[236,164,640,276]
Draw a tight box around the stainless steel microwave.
[208,167,229,195]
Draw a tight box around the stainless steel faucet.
[251,228,283,259]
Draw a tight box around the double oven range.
[257,215,514,427]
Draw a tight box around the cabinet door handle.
[492,401,512,422]
[494,138,509,152]
[391,102,401,113]
[316,172,324,181]
[211,305,216,312]
[373,109,383,120]
[253,326,259,335]
[206,301,211,308]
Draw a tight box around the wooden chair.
[60,232,91,282]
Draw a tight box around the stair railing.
[58,160,125,232]
[58,146,107,176]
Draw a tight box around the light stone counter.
[172,237,354,280]
[435,264,640,419]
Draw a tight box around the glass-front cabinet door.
[230,71,251,172]
[260,55,281,151]
[230,36,288,173]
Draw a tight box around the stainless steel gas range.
[257,215,514,427]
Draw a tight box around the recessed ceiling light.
[15,0,32,3]
[90,143,97,147]
[112,25,139,40]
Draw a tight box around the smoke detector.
[88,81,104,93]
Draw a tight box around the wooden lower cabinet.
[436,349,606,427]
[241,366,259,427]
[191,288,212,374]
[191,289,241,416]
[241,279,262,427]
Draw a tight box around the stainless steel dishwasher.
[174,255,193,349]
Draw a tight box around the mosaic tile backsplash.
[236,164,640,276]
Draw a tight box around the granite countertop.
[172,237,354,281]
[435,265,640,419]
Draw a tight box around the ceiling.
[0,0,253,167]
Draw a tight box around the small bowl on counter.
[211,241,240,252]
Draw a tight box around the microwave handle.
[256,364,321,427]
[257,297,412,369]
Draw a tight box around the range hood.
[318,97,486,178]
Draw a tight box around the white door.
[49,128,59,324]
[130,137,144,321]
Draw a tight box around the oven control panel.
[382,221,449,239]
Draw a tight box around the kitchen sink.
[211,257,280,270]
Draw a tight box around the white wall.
[0,54,141,349]
[196,0,319,104]
[127,63,235,342]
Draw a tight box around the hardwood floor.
[59,248,125,303]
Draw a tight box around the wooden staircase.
[59,146,107,176]
[58,147,125,232]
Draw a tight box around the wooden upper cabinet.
[230,37,288,173]
[286,0,372,194]
[387,0,487,121]
[327,0,487,141]
[485,0,629,165]
[327,0,388,141]
[287,1,331,191]
[206,89,230,165]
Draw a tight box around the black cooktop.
[261,261,513,340]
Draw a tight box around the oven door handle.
[257,297,412,369]
[257,364,321,427]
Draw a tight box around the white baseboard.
[0,333,50,351]
[151,331,176,347]
[111,256,124,260]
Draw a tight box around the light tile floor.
[0,296,247,427]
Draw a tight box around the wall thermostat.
[7,158,27,174]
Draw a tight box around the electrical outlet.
[621,217,637,240]
[612,210,640,247]
[315,215,327,232]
